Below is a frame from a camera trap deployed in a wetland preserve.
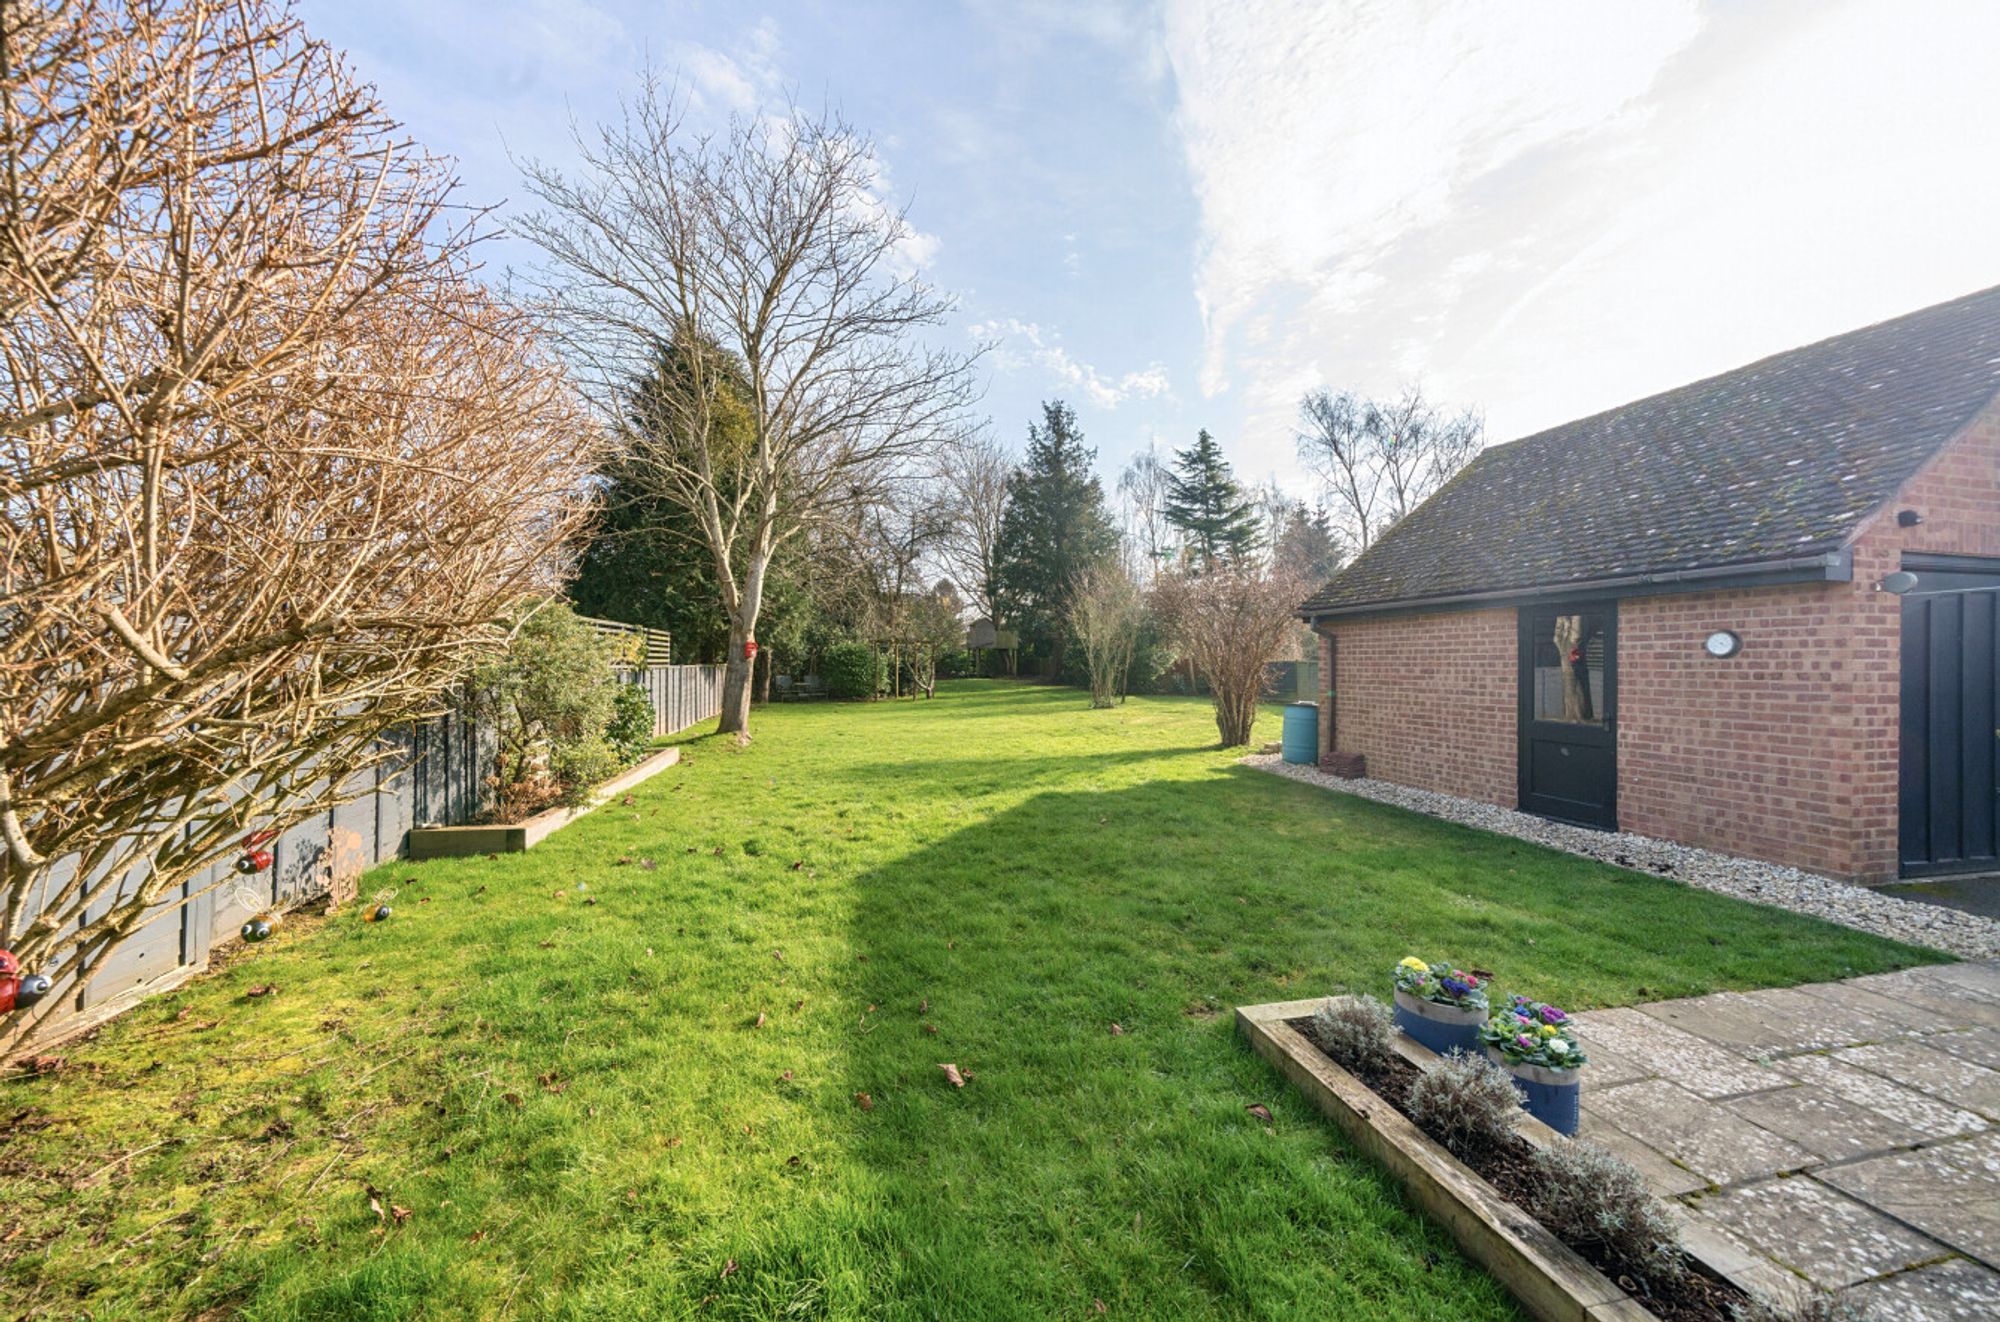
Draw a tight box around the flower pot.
[1392,988,1485,1057]
[1486,1047,1582,1135]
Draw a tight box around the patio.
[1574,961,2000,1319]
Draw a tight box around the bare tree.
[1,0,595,1055]
[1069,560,1144,709]
[933,432,1014,623]
[1296,384,1482,552]
[518,83,976,743]
[1117,442,1178,576]
[1152,565,1310,746]
[903,583,965,699]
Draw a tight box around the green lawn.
[0,681,1945,1320]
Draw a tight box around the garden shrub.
[822,641,882,700]
[1524,1139,1685,1288]
[607,681,656,762]
[1309,995,1396,1076]
[1402,1050,1521,1157]
[470,602,625,819]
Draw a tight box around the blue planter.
[1488,1048,1582,1135]
[1392,988,1485,1057]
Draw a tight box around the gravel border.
[1242,753,2000,960]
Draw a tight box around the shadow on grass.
[775,766,1939,1318]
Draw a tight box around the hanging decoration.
[235,828,278,875]
[0,949,53,1014]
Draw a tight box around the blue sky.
[304,0,2000,500]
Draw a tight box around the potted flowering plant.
[1391,956,1489,1056]
[1480,995,1587,1135]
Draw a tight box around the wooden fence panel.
[635,665,725,737]
[18,663,718,1045]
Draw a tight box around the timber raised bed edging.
[1236,998,1800,1322]
[407,746,681,859]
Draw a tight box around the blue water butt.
[1281,702,1318,764]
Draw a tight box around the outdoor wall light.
[1897,509,1925,527]
[1876,571,1921,594]
[1703,630,1742,658]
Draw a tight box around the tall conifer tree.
[1163,429,1260,568]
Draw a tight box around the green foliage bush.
[822,641,882,700]
[471,603,629,818]
[607,682,656,762]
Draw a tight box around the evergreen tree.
[991,400,1119,673]
[1162,429,1261,568]
[1272,502,1345,587]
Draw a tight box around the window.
[1532,612,1607,725]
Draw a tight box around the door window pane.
[1533,613,1606,724]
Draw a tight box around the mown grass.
[0,680,1945,1320]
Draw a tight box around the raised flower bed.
[1238,997,1799,1322]
[408,745,680,858]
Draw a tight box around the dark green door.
[1518,604,1618,830]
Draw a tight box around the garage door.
[1899,554,2000,877]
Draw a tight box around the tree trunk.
[718,617,755,741]
[1216,685,1256,747]
[756,647,772,705]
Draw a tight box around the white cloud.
[677,17,783,116]
[1165,0,1700,393]
[970,318,1172,409]
[1160,0,2000,483]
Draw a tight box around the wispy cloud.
[1160,0,2000,485]
[970,318,1171,410]
[676,17,783,116]
[1164,0,1701,398]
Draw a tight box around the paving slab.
[1916,961,2000,1006]
[1581,1078,1815,1187]
[1817,1132,2000,1270]
[1829,1039,2000,1119]
[1578,1040,1655,1090]
[1690,1175,1945,1288]
[1773,1052,1989,1141]
[1635,986,1911,1057]
[1929,1026,2000,1073]
[1842,1256,2000,1322]
[1838,970,2000,1027]
[1566,1007,1783,1099]
[1577,1099,1709,1197]
[1724,1083,1928,1162]
[1794,979,1959,1034]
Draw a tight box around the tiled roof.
[1301,285,2000,616]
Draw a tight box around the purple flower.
[1539,1006,1568,1025]
[1515,1013,1533,1026]
[1440,977,1470,998]
[1516,1034,1534,1050]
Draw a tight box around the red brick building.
[1301,287,2000,885]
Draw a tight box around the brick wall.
[1309,398,2000,885]
[1319,607,1517,804]
[1617,582,1866,877]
